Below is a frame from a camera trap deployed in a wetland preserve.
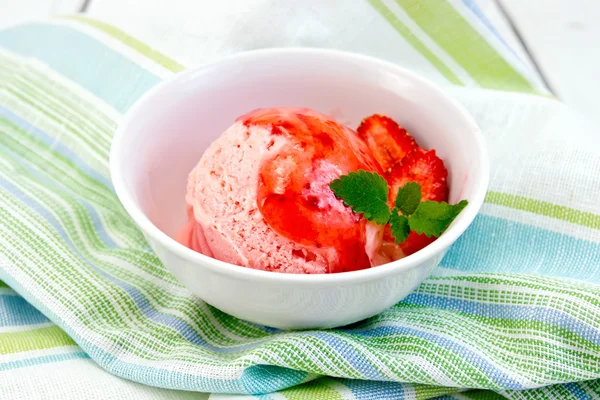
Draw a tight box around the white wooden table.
[1,0,598,125]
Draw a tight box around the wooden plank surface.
[0,0,83,27]
[499,0,600,124]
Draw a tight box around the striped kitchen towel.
[2,1,600,399]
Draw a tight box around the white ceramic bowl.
[111,48,489,330]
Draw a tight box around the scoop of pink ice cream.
[177,107,385,274]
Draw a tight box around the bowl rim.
[110,47,489,286]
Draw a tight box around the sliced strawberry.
[357,114,417,172]
[383,148,448,257]
[386,148,448,203]
[399,231,436,257]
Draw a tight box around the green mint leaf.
[329,170,391,225]
[390,210,410,244]
[408,200,469,238]
[394,181,422,215]
[415,201,455,220]
[449,199,469,219]
[408,213,449,238]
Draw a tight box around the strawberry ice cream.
[178,108,450,273]
[177,107,385,274]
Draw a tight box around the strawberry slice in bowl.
[386,148,448,203]
[384,147,449,257]
[357,114,417,172]
[354,113,451,259]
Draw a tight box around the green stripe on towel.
[369,0,463,85]
[59,15,185,73]
[395,0,537,93]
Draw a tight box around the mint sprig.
[328,170,391,224]
[394,181,421,215]
[389,210,410,243]
[409,200,468,238]
[329,170,468,244]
